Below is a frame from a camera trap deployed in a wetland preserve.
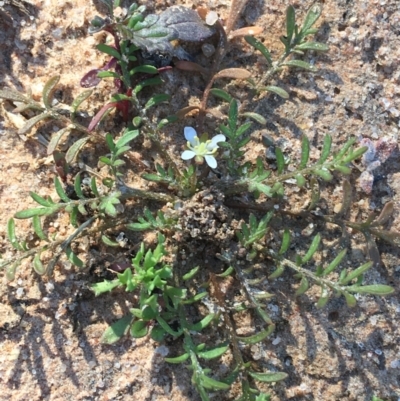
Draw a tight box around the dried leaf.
[65,137,90,164]
[374,201,394,226]
[214,68,251,80]
[174,60,208,74]
[42,76,60,109]
[175,105,200,119]
[18,111,54,135]
[229,26,263,38]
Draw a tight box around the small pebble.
[272,336,281,345]
[202,43,215,57]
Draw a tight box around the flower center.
[187,137,216,156]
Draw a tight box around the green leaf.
[91,279,120,296]
[217,266,234,277]
[286,5,296,43]
[264,85,289,99]
[275,147,285,174]
[302,4,321,33]
[322,249,347,276]
[72,174,84,200]
[340,261,373,285]
[240,112,266,125]
[30,192,52,207]
[65,137,90,164]
[342,146,368,164]
[71,89,93,113]
[97,43,121,59]
[165,353,190,363]
[188,314,215,332]
[32,215,48,241]
[299,135,310,169]
[134,76,163,94]
[7,218,22,251]
[237,326,274,344]
[90,177,100,197]
[145,94,170,109]
[197,343,229,360]
[209,88,233,103]
[42,75,60,109]
[0,88,31,103]
[54,176,70,203]
[130,65,158,75]
[248,371,288,383]
[295,174,306,187]
[200,374,230,391]
[15,205,61,219]
[347,285,394,296]
[33,252,47,275]
[182,266,200,281]
[245,36,272,65]
[182,292,208,304]
[335,137,356,160]
[130,320,148,338]
[343,291,357,307]
[47,126,72,155]
[283,59,317,72]
[18,111,53,135]
[295,42,329,52]
[249,182,273,197]
[228,99,238,133]
[269,265,285,279]
[314,168,333,181]
[308,177,320,210]
[316,286,330,309]
[101,314,134,344]
[150,325,167,342]
[127,221,152,231]
[66,246,84,268]
[295,276,309,296]
[69,206,79,227]
[105,132,115,152]
[319,135,332,164]
[301,233,320,264]
[101,235,120,247]
[132,116,142,127]
[157,115,178,129]
[111,94,131,102]
[98,72,121,81]
[156,316,182,337]
[6,261,19,281]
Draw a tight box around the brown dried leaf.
[174,61,208,74]
[374,201,394,226]
[214,68,251,80]
[229,26,263,39]
[175,105,200,119]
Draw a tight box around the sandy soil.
[0,0,399,400]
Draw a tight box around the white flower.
[181,127,226,169]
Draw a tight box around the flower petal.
[184,127,197,144]
[204,155,217,168]
[209,134,226,148]
[181,150,196,160]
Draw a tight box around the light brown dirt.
[0,1,399,401]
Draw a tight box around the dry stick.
[198,0,249,131]
[224,0,249,37]
[198,21,229,134]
